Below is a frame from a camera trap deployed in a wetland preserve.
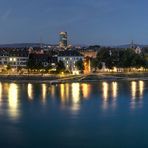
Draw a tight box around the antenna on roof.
[130,40,135,49]
[40,36,43,48]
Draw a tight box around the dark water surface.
[0,80,148,148]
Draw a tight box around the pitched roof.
[58,50,83,57]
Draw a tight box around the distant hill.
[114,44,148,48]
[1,43,148,49]
[0,43,50,48]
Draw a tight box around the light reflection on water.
[71,83,80,112]
[81,83,91,99]
[28,83,33,100]
[102,82,109,101]
[0,81,147,147]
[42,84,47,103]
[102,81,118,110]
[58,83,91,112]
[131,81,137,100]
[72,83,80,103]
[60,84,66,103]
[59,83,81,112]
[102,82,109,110]
[0,81,146,117]
[130,81,144,109]
[0,82,2,101]
[8,83,19,119]
[139,81,144,99]
[112,82,118,109]
[49,85,56,98]
[112,82,118,99]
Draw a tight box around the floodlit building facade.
[57,50,84,73]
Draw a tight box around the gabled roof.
[0,48,29,57]
[58,50,83,57]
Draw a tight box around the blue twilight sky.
[0,0,148,45]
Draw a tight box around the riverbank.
[0,72,148,83]
[0,74,84,83]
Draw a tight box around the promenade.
[0,72,148,83]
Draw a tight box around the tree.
[121,48,135,68]
[27,59,35,71]
[90,58,98,72]
[95,47,148,71]
[6,64,11,74]
[96,48,117,69]
[36,61,43,71]
[75,59,84,72]
[17,66,22,74]
[27,59,44,72]
[7,64,11,70]
[44,64,52,73]
[118,49,144,68]
[56,60,65,73]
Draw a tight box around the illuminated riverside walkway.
[50,75,86,84]
[0,73,148,84]
[50,73,148,84]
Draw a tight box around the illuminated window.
[13,58,16,62]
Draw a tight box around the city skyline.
[0,0,148,45]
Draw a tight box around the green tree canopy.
[75,59,84,72]
[90,58,98,71]
[56,60,65,73]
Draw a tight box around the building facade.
[57,50,84,73]
[0,48,29,70]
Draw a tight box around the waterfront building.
[0,49,9,66]
[57,50,84,73]
[9,49,29,68]
[0,48,29,70]
[59,32,68,49]
[29,52,58,70]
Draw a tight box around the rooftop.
[58,50,83,57]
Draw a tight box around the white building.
[57,50,84,73]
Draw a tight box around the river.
[0,80,147,148]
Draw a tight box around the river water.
[0,80,148,148]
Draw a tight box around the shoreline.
[0,73,148,84]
